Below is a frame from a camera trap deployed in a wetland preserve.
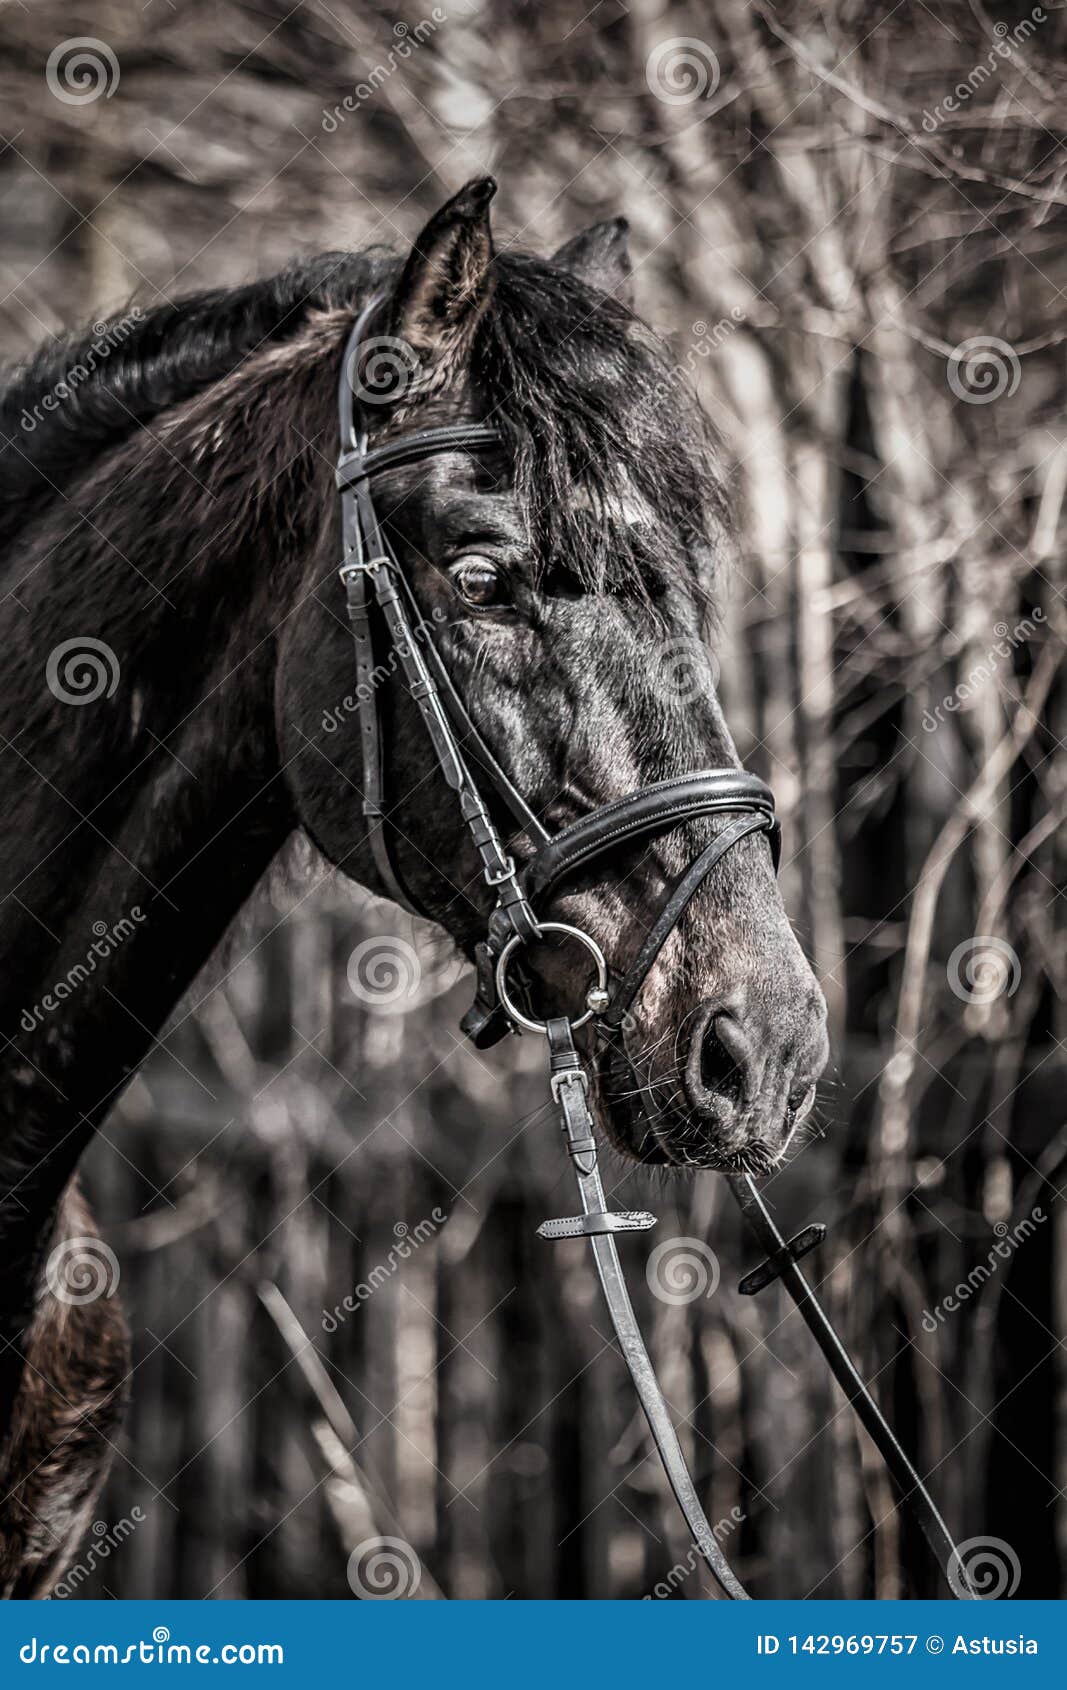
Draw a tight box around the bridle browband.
[335,292,974,1600]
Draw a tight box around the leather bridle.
[335,292,975,1600]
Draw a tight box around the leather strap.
[600,814,774,1031]
[460,779,779,1046]
[341,557,422,915]
[521,770,779,906]
[390,566,549,850]
[730,1175,976,1600]
[367,555,540,939]
[337,422,503,489]
[537,1212,657,1238]
[543,1019,750,1601]
[337,294,546,923]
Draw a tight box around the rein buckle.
[549,1065,588,1105]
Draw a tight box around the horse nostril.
[684,1006,754,1126]
[788,1080,817,1124]
[681,992,827,1146]
[700,1013,750,1106]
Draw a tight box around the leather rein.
[335,293,974,1600]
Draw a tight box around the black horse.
[0,179,827,1595]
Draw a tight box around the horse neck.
[0,327,339,1290]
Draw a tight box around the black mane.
[0,251,382,558]
[476,255,724,598]
[1,244,724,597]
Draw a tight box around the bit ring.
[495,922,609,1035]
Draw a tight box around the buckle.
[484,854,518,888]
[339,556,387,585]
[550,1066,588,1104]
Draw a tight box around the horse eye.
[450,555,507,607]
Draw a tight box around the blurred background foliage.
[1,0,1066,1597]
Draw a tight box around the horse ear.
[391,177,497,355]
[552,217,633,306]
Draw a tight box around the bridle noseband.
[335,293,974,1600]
